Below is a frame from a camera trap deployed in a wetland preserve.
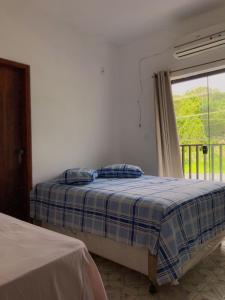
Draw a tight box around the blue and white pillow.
[56,168,98,185]
[97,164,144,178]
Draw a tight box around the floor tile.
[93,241,225,300]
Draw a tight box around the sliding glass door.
[172,69,225,181]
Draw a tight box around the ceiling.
[4,0,225,44]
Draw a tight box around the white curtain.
[154,71,183,178]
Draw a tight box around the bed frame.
[39,221,225,293]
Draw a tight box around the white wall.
[1,2,225,183]
[0,3,119,184]
[116,7,225,175]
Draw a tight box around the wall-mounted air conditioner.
[174,30,225,60]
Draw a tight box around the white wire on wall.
[137,46,173,128]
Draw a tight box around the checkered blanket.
[30,176,225,285]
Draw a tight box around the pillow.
[56,168,98,185]
[97,164,143,178]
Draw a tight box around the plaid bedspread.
[30,176,225,285]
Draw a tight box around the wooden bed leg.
[149,281,157,294]
[148,252,158,294]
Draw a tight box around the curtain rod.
[152,57,225,77]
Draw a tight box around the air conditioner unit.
[174,30,225,60]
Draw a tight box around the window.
[172,69,225,181]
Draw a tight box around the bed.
[30,175,225,290]
[0,213,107,300]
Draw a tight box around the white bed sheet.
[0,213,107,300]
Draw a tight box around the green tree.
[173,86,225,145]
[173,90,207,145]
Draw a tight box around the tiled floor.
[93,242,225,300]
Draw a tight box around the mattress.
[0,213,107,300]
[30,175,225,285]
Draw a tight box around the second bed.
[30,175,225,288]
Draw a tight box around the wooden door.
[0,58,32,221]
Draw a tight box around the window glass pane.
[172,77,210,180]
[208,73,225,180]
[172,77,208,145]
[208,73,225,144]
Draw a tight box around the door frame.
[0,58,32,220]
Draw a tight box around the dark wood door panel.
[0,59,32,221]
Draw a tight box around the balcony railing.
[180,144,225,181]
